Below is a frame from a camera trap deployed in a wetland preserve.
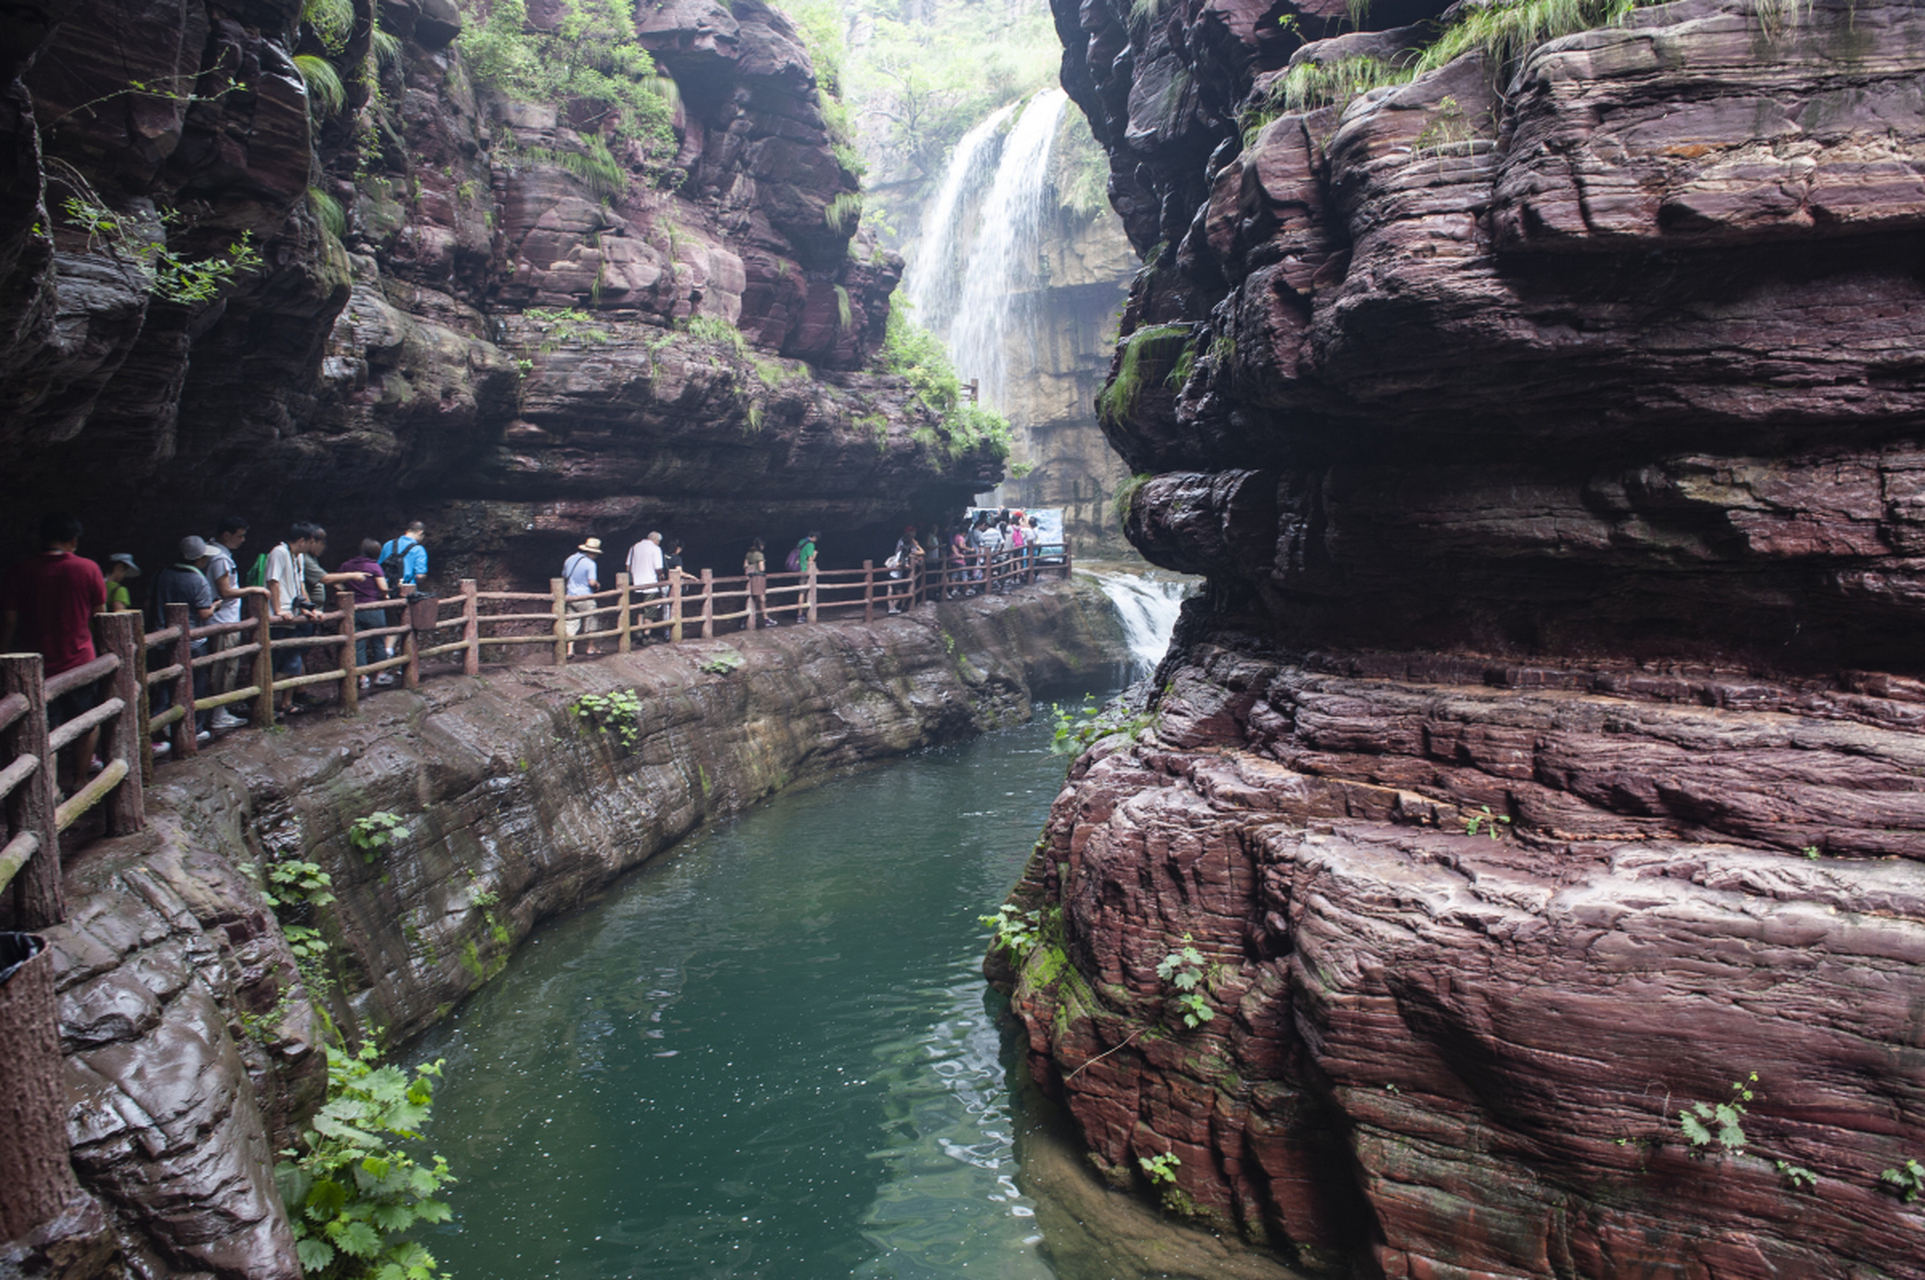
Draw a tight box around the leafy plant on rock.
[277,1040,454,1280]
[1138,1150,1180,1186]
[1050,694,1157,759]
[980,904,1042,957]
[1465,805,1512,840]
[1881,1157,1923,1203]
[348,811,409,864]
[573,689,643,750]
[1155,934,1214,1030]
[1679,1072,1756,1154]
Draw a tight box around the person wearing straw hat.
[563,537,603,657]
[102,552,140,612]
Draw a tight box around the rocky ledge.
[1000,0,1925,1275]
[24,581,1124,1278]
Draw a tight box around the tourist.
[947,526,968,598]
[980,516,1006,592]
[887,525,919,614]
[102,553,140,612]
[744,537,772,627]
[377,522,427,659]
[626,531,663,640]
[562,537,602,657]
[1008,515,1027,585]
[0,512,107,793]
[794,531,818,622]
[338,538,392,686]
[300,528,372,705]
[203,516,251,730]
[265,524,321,716]
[154,537,216,739]
[380,521,429,597]
[659,538,685,627]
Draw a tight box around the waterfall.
[902,102,1018,327]
[900,88,1069,413]
[1087,571,1189,677]
[948,89,1068,410]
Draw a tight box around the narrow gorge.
[4,0,1925,1277]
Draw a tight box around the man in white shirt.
[626,531,663,641]
[265,523,320,715]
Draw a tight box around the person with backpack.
[886,525,920,615]
[265,523,323,716]
[378,522,428,658]
[788,532,817,623]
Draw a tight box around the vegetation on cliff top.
[457,0,679,177]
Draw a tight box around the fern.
[301,0,354,53]
[294,54,346,115]
[824,191,863,234]
[523,134,627,200]
[1276,55,1417,112]
[1414,0,1640,77]
[308,187,346,240]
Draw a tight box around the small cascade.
[1088,571,1190,676]
[948,89,1069,410]
[902,102,1018,326]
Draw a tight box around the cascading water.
[903,102,1017,327]
[1087,571,1190,677]
[900,88,1070,412]
[948,89,1068,409]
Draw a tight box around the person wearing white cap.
[102,552,140,612]
[154,536,217,741]
[562,537,603,658]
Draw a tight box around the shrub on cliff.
[458,0,677,175]
[883,306,1012,461]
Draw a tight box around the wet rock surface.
[33,583,1124,1277]
[1012,0,1925,1274]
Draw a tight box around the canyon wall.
[999,0,1925,1275]
[0,0,999,582]
[17,582,1125,1278]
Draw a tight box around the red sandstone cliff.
[1000,0,1925,1274]
[0,0,998,580]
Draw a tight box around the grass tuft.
[1414,0,1641,77]
[1098,324,1190,426]
[294,54,346,115]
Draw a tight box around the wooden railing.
[4,538,1074,920]
[2,612,145,931]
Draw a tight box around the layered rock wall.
[1000,0,1925,1275]
[28,582,1126,1277]
[0,0,999,581]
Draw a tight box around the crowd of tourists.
[2,507,1052,792]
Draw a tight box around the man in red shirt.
[1,512,108,791]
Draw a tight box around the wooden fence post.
[667,573,682,644]
[402,603,421,690]
[806,567,818,625]
[863,560,874,624]
[167,602,195,758]
[551,579,568,667]
[96,611,143,837]
[461,579,480,675]
[615,572,632,655]
[339,606,358,716]
[1,653,60,929]
[1063,534,1073,577]
[0,934,82,1248]
[698,570,712,640]
[249,591,274,729]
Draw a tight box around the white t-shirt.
[205,545,240,624]
[627,538,663,586]
[264,543,304,615]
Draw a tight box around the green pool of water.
[413,694,1302,1279]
